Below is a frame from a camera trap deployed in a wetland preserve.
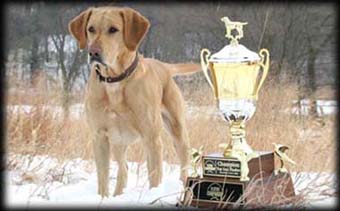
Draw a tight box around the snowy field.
[6,154,185,208]
[6,100,338,120]
[5,154,337,209]
[5,100,337,208]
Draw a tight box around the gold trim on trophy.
[190,146,204,177]
[273,143,296,174]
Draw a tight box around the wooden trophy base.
[182,151,295,208]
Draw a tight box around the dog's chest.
[86,83,142,145]
[107,111,141,145]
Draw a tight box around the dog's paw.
[98,187,109,198]
[99,193,109,198]
[113,189,123,197]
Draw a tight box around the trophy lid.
[209,16,261,63]
[209,44,261,63]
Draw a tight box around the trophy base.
[182,151,296,208]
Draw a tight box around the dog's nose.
[89,45,102,59]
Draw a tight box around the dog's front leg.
[93,129,110,197]
[144,133,163,188]
[112,145,128,196]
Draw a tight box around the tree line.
[4,1,336,117]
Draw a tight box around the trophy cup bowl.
[201,48,269,160]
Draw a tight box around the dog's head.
[68,7,150,73]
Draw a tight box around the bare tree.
[48,5,88,117]
[300,7,335,117]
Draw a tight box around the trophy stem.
[230,120,246,140]
[221,120,258,181]
[223,120,258,159]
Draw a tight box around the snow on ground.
[7,100,337,121]
[5,154,337,209]
[5,100,337,208]
[6,154,184,208]
[291,100,337,116]
[7,103,85,119]
[291,172,337,208]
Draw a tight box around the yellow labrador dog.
[68,6,201,197]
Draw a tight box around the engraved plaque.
[184,173,296,208]
[187,178,244,205]
[203,156,241,178]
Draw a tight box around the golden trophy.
[182,17,295,208]
[200,17,270,180]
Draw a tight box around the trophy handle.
[200,48,214,90]
[255,48,270,98]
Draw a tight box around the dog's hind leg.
[162,79,190,182]
[93,129,110,197]
[112,145,128,196]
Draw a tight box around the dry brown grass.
[6,74,336,174]
[6,74,91,162]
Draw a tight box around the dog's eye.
[108,26,118,34]
[88,26,95,33]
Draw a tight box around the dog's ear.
[120,8,150,51]
[68,8,93,49]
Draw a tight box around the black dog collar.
[96,54,139,83]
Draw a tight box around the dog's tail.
[164,63,202,76]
